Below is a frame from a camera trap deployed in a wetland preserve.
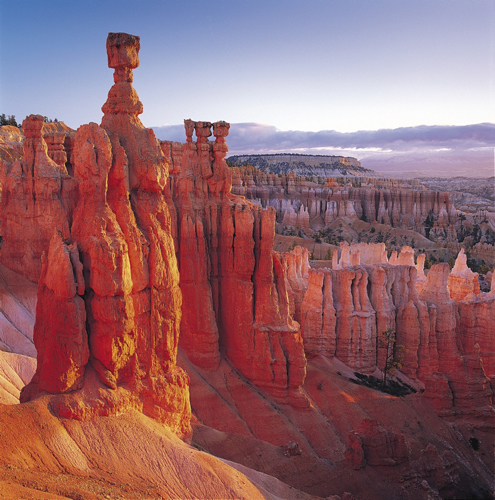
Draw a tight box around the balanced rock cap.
[106,32,140,70]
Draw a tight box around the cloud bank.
[153,122,494,151]
[152,122,495,178]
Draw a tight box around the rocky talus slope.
[0,32,493,500]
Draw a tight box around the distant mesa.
[227,153,375,177]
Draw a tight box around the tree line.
[1,114,59,128]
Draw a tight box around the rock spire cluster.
[162,117,307,405]
[0,32,493,436]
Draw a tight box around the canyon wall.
[295,242,494,423]
[231,166,459,241]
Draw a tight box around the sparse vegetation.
[466,254,491,275]
[351,371,416,397]
[0,114,19,127]
[287,240,297,252]
[423,210,437,239]
[380,329,405,386]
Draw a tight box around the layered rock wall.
[0,115,75,282]
[163,121,307,405]
[294,245,494,421]
[231,167,458,239]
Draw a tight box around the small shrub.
[469,437,480,451]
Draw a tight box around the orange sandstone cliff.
[162,120,307,405]
[294,244,494,423]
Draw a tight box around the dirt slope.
[0,397,321,500]
[181,353,494,499]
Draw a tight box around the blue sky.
[1,0,494,175]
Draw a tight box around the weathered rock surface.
[287,245,494,422]
[346,419,409,469]
[184,353,494,499]
[0,114,74,282]
[0,31,308,421]
[2,33,491,429]
[0,399,321,500]
[419,263,493,420]
[0,351,36,404]
[22,233,88,396]
[0,31,494,500]
[410,443,461,497]
[231,166,459,243]
[164,120,307,405]
[0,125,24,164]
[16,33,191,437]
[447,248,480,301]
[300,269,336,357]
[0,263,37,356]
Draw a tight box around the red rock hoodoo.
[163,120,307,405]
[17,33,190,437]
[0,114,74,282]
[287,242,494,422]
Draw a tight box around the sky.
[1,0,494,176]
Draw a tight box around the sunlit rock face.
[0,32,493,426]
[0,114,75,282]
[164,120,307,406]
[25,233,88,395]
[418,263,492,420]
[0,32,307,412]
[18,33,191,438]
